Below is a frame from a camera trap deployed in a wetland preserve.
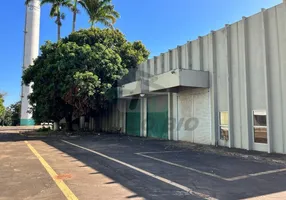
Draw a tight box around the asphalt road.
[1,131,286,200]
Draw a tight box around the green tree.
[3,108,12,126]
[25,0,73,40]
[23,28,149,130]
[8,102,21,126]
[2,102,21,126]
[82,0,120,28]
[0,93,5,123]
[1,101,21,126]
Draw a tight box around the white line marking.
[61,140,217,200]
[136,150,185,155]
[136,152,286,181]
[136,152,228,180]
[225,168,286,181]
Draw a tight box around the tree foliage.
[2,101,21,126]
[81,0,120,28]
[25,0,119,36]
[0,93,5,120]
[22,28,149,128]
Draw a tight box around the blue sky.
[0,0,281,106]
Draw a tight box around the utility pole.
[20,0,41,126]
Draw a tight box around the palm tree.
[71,0,87,32]
[82,0,120,28]
[25,0,73,41]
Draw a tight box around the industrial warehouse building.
[97,2,286,154]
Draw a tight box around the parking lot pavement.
[0,134,65,200]
[1,132,286,200]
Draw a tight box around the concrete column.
[20,0,41,126]
[168,93,172,140]
[53,122,59,131]
[140,97,147,137]
[89,117,95,130]
[166,93,179,141]
[122,100,126,134]
[118,100,123,133]
[80,116,85,130]
[173,93,179,141]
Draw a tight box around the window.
[253,111,267,144]
[219,112,229,140]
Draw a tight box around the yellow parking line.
[25,141,78,200]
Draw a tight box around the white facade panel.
[202,36,209,71]
[143,61,148,78]
[247,13,267,111]
[276,4,286,153]
[154,56,162,75]
[229,22,242,149]
[265,7,285,153]
[171,48,178,70]
[215,29,228,112]
[149,58,155,76]
[191,39,200,70]
[158,54,163,74]
[178,88,211,144]
[181,44,188,69]
[164,51,170,72]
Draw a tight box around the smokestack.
[20,0,41,126]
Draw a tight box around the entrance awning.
[149,69,209,92]
[119,69,209,97]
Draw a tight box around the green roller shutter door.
[126,98,141,136]
[147,95,168,139]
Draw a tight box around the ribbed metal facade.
[99,2,286,153]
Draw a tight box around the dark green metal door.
[126,98,141,136]
[147,95,168,139]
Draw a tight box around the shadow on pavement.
[2,132,286,199]
[45,135,286,200]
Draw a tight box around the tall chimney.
[20,0,41,126]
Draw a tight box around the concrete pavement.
[1,131,286,199]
